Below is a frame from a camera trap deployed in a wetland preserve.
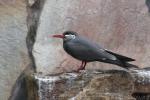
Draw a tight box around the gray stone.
[34,70,134,100]
[0,0,28,99]
[131,69,150,93]
[33,0,150,74]
[31,69,150,100]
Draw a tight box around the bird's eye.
[71,35,76,39]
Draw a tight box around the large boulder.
[33,0,150,74]
[31,69,150,100]
[0,0,29,99]
[1,0,150,99]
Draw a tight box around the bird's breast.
[63,42,80,59]
[63,42,98,62]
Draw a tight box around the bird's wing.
[68,37,117,61]
[105,50,135,62]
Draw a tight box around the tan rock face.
[33,0,150,74]
[32,70,150,100]
[0,0,28,99]
[88,73,133,94]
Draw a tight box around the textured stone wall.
[33,0,150,74]
[0,0,28,99]
[33,69,150,100]
[1,0,150,99]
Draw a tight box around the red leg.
[77,61,84,71]
[82,62,87,70]
[77,61,87,71]
[80,61,84,68]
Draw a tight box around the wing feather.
[65,37,117,61]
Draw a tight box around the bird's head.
[52,31,78,41]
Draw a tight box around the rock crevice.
[9,0,45,100]
[26,0,46,71]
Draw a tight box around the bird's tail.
[111,60,139,69]
[122,62,139,69]
[98,59,139,69]
[106,50,135,62]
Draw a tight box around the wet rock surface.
[131,70,150,93]
[30,69,150,100]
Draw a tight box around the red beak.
[52,34,64,38]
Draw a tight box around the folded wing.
[105,50,135,62]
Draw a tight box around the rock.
[28,69,150,100]
[74,71,135,100]
[1,0,150,99]
[131,70,150,93]
[9,0,45,99]
[9,67,38,100]
[26,0,45,70]
[0,0,29,99]
[32,0,150,75]
[89,73,133,93]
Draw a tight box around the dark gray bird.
[52,31,138,71]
